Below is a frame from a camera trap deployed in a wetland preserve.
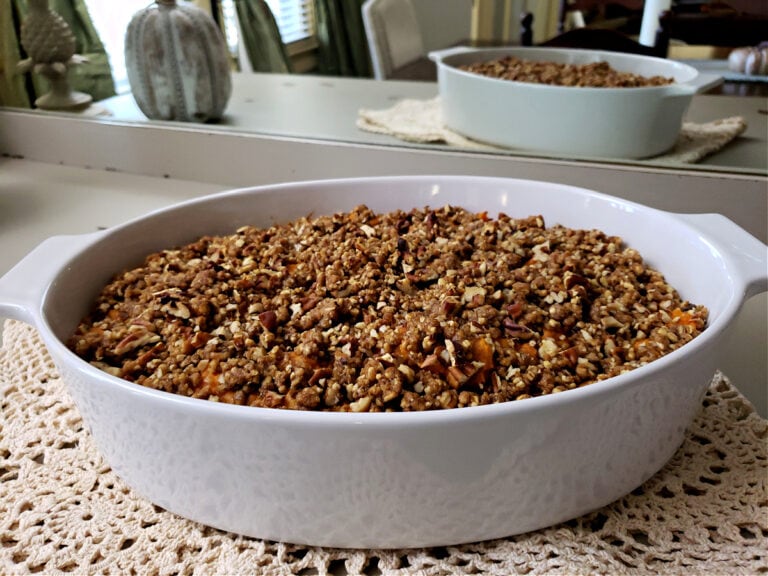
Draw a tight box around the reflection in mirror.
[1,0,766,176]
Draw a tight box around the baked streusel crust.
[459,56,674,87]
[68,205,707,411]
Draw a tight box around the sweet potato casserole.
[459,56,674,87]
[68,205,707,412]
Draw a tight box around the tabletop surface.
[95,72,768,176]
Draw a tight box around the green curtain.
[0,0,30,107]
[235,0,293,73]
[4,0,115,108]
[314,0,371,77]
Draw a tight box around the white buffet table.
[0,72,765,415]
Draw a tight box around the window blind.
[265,0,315,44]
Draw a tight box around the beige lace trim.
[357,97,748,163]
[1,319,766,575]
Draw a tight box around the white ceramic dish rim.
[4,175,761,429]
[429,46,714,95]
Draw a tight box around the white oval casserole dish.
[0,175,765,549]
[429,47,723,159]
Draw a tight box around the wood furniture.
[556,0,645,35]
[537,1,768,62]
[535,26,661,55]
[663,1,768,43]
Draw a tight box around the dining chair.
[361,0,425,80]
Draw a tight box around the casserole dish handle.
[669,72,723,96]
[0,233,100,325]
[678,213,768,299]
[428,46,480,63]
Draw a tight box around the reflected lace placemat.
[357,97,747,164]
[1,319,766,575]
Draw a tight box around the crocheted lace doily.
[1,319,766,575]
[357,97,748,164]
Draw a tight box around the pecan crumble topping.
[459,56,674,87]
[68,205,707,412]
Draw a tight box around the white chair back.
[362,0,425,79]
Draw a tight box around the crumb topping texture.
[69,205,707,411]
[459,56,674,87]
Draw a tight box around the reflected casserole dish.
[429,47,723,159]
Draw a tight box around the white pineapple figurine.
[17,0,93,110]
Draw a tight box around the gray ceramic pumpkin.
[125,0,232,123]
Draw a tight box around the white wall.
[411,0,473,52]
